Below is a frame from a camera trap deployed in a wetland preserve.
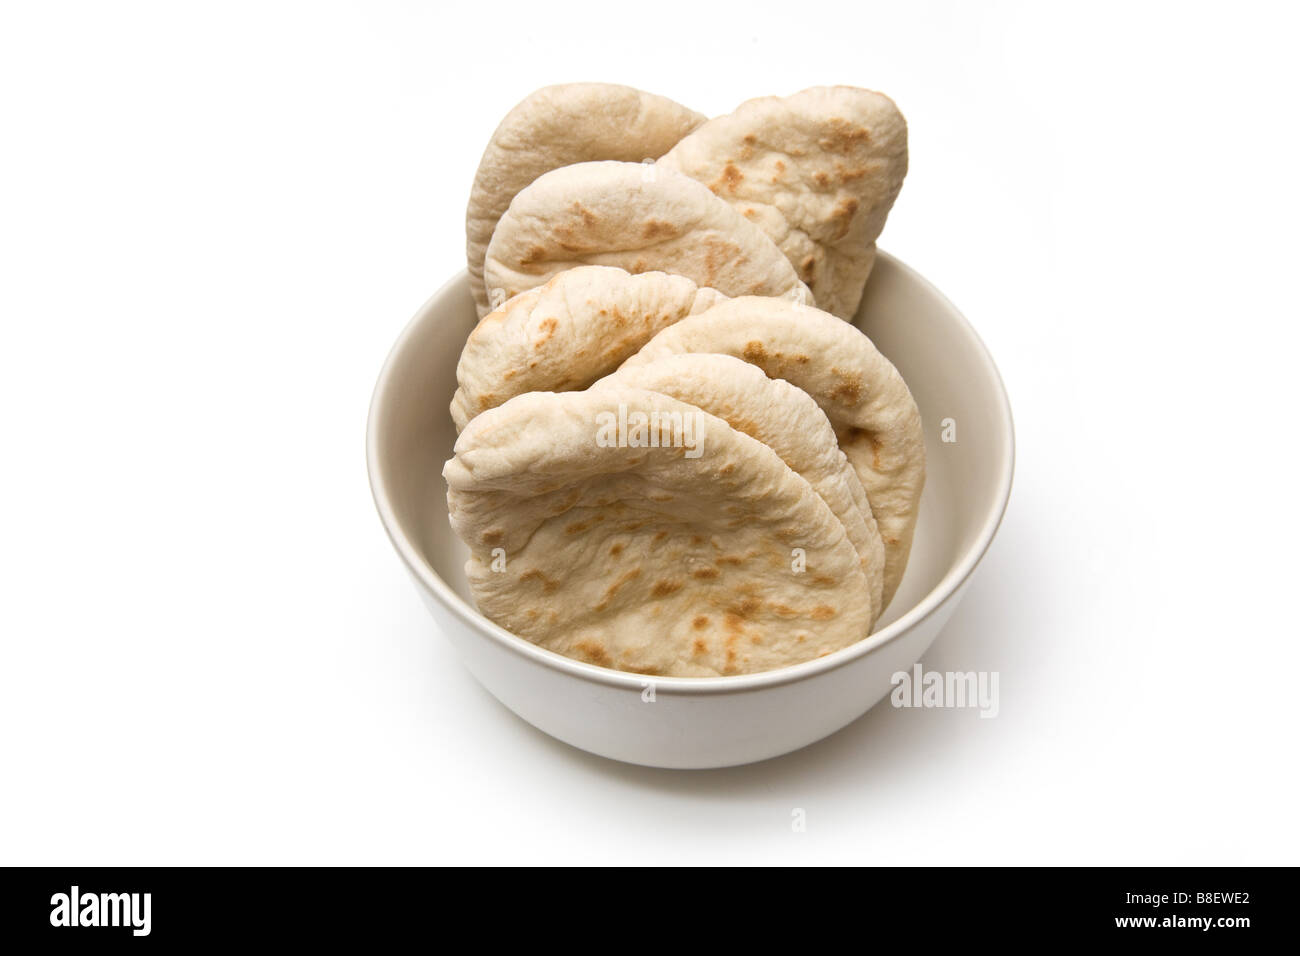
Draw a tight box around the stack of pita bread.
[445,84,925,677]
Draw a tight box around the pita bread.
[466,84,705,316]
[482,161,809,308]
[593,353,885,625]
[450,266,726,432]
[622,296,924,608]
[658,86,907,320]
[444,386,873,677]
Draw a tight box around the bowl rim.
[367,250,1015,696]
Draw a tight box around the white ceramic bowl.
[367,252,1014,768]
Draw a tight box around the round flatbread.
[445,386,873,677]
[466,84,704,316]
[658,86,907,320]
[622,296,924,608]
[482,161,809,308]
[450,266,726,432]
[593,353,885,625]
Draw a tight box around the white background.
[2,1,1297,865]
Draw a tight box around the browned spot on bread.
[519,569,558,594]
[743,207,758,219]
[609,568,642,591]
[740,414,769,434]
[595,567,642,611]
[728,596,762,619]
[692,615,710,630]
[831,381,861,404]
[800,255,817,283]
[820,118,872,154]
[571,201,597,226]
[520,245,547,266]
[533,316,558,348]
[719,463,735,476]
[652,530,668,543]
[693,638,709,655]
[830,197,860,240]
[609,543,624,557]
[482,529,503,545]
[699,235,741,285]
[502,368,517,380]
[828,368,863,405]
[564,519,592,535]
[841,426,882,468]
[813,171,830,187]
[774,159,785,173]
[811,605,836,620]
[651,579,684,598]
[837,164,868,183]
[742,340,767,363]
[771,603,799,617]
[813,575,836,587]
[574,640,609,666]
[648,494,674,503]
[642,219,678,240]
[691,535,704,545]
[717,555,745,566]
[692,567,720,580]
[712,163,744,194]
[476,391,495,406]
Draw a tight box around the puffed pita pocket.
[450,265,726,432]
[659,86,907,320]
[483,161,809,308]
[623,295,924,609]
[594,352,885,626]
[466,84,704,317]
[444,386,872,677]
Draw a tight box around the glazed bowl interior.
[369,251,1013,690]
